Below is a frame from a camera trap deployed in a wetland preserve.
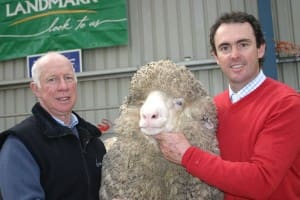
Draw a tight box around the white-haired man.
[0,52,106,200]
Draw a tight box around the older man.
[0,52,106,200]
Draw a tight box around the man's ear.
[212,51,219,65]
[258,43,266,59]
[30,82,39,97]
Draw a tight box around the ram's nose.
[142,111,159,120]
[140,111,159,127]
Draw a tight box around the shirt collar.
[52,113,79,129]
[229,70,266,103]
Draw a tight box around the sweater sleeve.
[182,95,300,199]
[0,135,45,200]
[181,146,265,197]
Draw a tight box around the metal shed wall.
[1,0,299,132]
[272,0,300,91]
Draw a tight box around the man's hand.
[153,132,191,165]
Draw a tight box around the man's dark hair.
[209,11,266,67]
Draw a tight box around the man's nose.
[230,46,241,58]
[57,78,68,89]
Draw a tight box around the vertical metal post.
[257,0,278,79]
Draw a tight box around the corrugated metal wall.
[272,0,300,91]
[1,0,299,132]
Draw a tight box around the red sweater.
[182,78,300,200]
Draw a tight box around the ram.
[100,60,222,200]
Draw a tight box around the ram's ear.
[202,118,214,130]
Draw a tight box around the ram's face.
[139,90,184,135]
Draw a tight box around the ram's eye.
[173,98,184,109]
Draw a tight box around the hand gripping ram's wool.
[99,60,223,200]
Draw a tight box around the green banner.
[0,0,128,61]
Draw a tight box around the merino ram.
[99,60,222,200]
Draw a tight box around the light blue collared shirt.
[52,113,78,128]
[229,70,266,103]
[53,113,79,137]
